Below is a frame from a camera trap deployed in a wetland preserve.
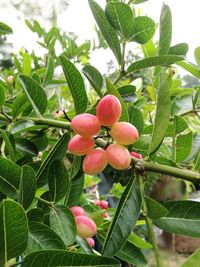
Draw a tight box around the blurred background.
[1,0,200,74]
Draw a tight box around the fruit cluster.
[68,94,139,175]
[95,199,109,218]
[71,206,97,247]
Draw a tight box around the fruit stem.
[139,175,164,267]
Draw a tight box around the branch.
[19,117,200,183]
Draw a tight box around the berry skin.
[71,206,86,217]
[106,144,131,170]
[111,122,138,145]
[83,148,108,175]
[75,215,97,238]
[130,151,142,159]
[99,200,108,209]
[7,75,14,85]
[95,200,101,207]
[71,114,101,137]
[68,135,94,156]
[96,95,122,126]
[103,212,109,219]
[86,237,95,247]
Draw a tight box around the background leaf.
[43,56,54,86]
[180,248,200,267]
[175,132,193,162]
[154,201,200,237]
[149,74,171,155]
[18,165,36,210]
[22,250,120,267]
[26,221,65,254]
[18,75,47,116]
[102,176,141,256]
[0,21,13,35]
[145,196,168,219]
[50,205,76,247]
[60,55,88,114]
[48,159,70,202]
[105,2,134,40]
[89,0,122,64]
[0,200,28,266]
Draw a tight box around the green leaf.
[70,156,82,179]
[48,159,70,202]
[0,157,21,199]
[11,120,48,135]
[105,2,134,40]
[0,130,15,161]
[18,165,36,210]
[106,78,129,122]
[89,0,122,64]
[66,175,84,207]
[127,55,184,73]
[194,47,200,67]
[176,61,200,79]
[82,65,103,97]
[168,43,189,56]
[27,208,44,223]
[154,201,200,238]
[23,52,32,75]
[145,196,168,219]
[102,176,141,256]
[44,56,54,86]
[0,200,28,266]
[18,75,47,116]
[142,40,156,58]
[118,85,136,102]
[175,132,193,163]
[59,56,88,114]
[180,248,200,267]
[149,74,171,155]
[26,222,65,255]
[171,94,193,115]
[130,16,155,44]
[12,93,31,118]
[158,4,172,55]
[174,116,188,134]
[128,106,144,134]
[36,132,69,187]
[50,206,76,247]
[15,138,38,157]
[129,0,149,3]
[0,84,5,107]
[0,21,13,35]
[116,241,147,267]
[22,250,120,267]
[128,233,152,249]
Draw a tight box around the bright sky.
[2,0,200,74]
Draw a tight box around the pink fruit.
[103,212,109,219]
[96,95,122,126]
[71,114,101,136]
[95,200,101,207]
[68,135,94,156]
[106,144,131,170]
[130,151,142,159]
[7,75,14,85]
[71,206,86,217]
[75,215,97,238]
[86,237,95,247]
[100,200,108,209]
[111,122,138,145]
[83,148,108,175]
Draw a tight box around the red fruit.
[68,135,94,156]
[100,200,108,209]
[111,122,138,145]
[103,212,109,219]
[71,206,86,217]
[71,114,101,137]
[75,215,97,238]
[83,148,108,175]
[95,200,101,207]
[86,237,95,247]
[130,151,142,159]
[106,144,131,170]
[96,95,122,126]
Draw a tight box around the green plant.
[0,0,200,266]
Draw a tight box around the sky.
[1,0,200,74]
